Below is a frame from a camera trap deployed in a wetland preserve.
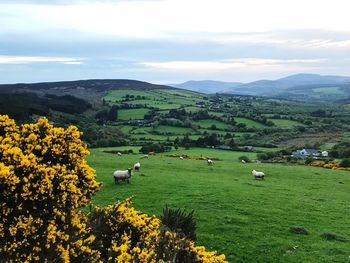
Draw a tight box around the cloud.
[0,55,84,64]
[1,0,162,5]
[140,58,325,72]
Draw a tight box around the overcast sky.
[1,0,350,84]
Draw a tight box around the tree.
[107,105,118,121]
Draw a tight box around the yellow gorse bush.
[0,115,101,262]
[0,115,227,262]
[310,160,350,171]
[88,198,227,263]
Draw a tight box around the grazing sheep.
[134,162,141,171]
[241,159,246,163]
[113,168,132,184]
[252,169,265,180]
[141,154,149,159]
[180,156,184,160]
[207,159,213,165]
[117,152,122,156]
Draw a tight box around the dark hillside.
[0,79,173,93]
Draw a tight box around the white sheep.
[252,169,265,180]
[113,168,132,184]
[141,154,149,159]
[180,156,184,160]
[117,152,122,156]
[207,159,213,165]
[134,162,141,171]
[241,159,246,163]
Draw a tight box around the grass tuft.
[320,232,348,242]
[289,226,309,235]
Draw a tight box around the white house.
[321,151,329,157]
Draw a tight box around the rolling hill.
[227,74,350,98]
[171,74,350,101]
[169,80,242,94]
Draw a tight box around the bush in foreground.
[161,205,197,241]
[0,115,227,262]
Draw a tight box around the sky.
[1,0,350,84]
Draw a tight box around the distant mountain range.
[169,80,242,94]
[169,74,350,101]
[1,74,350,103]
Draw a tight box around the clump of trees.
[329,142,350,158]
[139,143,172,154]
[95,105,118,122]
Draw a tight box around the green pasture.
[104,89,200,109]
[196,119,232,130]
[184,106,202,112]
[118,108,149,120]
[131,125,196,135]
[209,111,226,117]
[234,117,266,128]
[155,125,195,134]
[118,125,135,133]
[319,142,337,151]
[88,147,350,263]
[131,134,201,141]
[268,118,305,128]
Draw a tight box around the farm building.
[292,148,319,158]
[321,150,329,157]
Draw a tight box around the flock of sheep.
[113,152,265,184]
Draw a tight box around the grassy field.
[131,125,196,135]
[235,117,266,128]
[196,119,232,130]
[118,108,149,120]
[268,118,305,128]
[104,89,202,109]
[87,147,350,263]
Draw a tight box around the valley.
[1,78,350,262]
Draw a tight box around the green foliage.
[339,158,350,167]
[289,226,309,235]
[305,157,316,165]
[320,232,348,242]
[330,142,350,158]
[45,94,92,114]
[257,151,282,161]
[0,93,91,121]
[311,109,327,117]
[95,105,118,122]
[139,143,171,154]
[161,205,196,241]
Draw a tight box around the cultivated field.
[87,147,350,263]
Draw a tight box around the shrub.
[305,157,316,165]
[289,226,309,235]
[88,199,226,262]
[0,115,101,262]
[161,205,196,241]
[339,158,350,168]
[139,143,171,154]
[320,232,348,242]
